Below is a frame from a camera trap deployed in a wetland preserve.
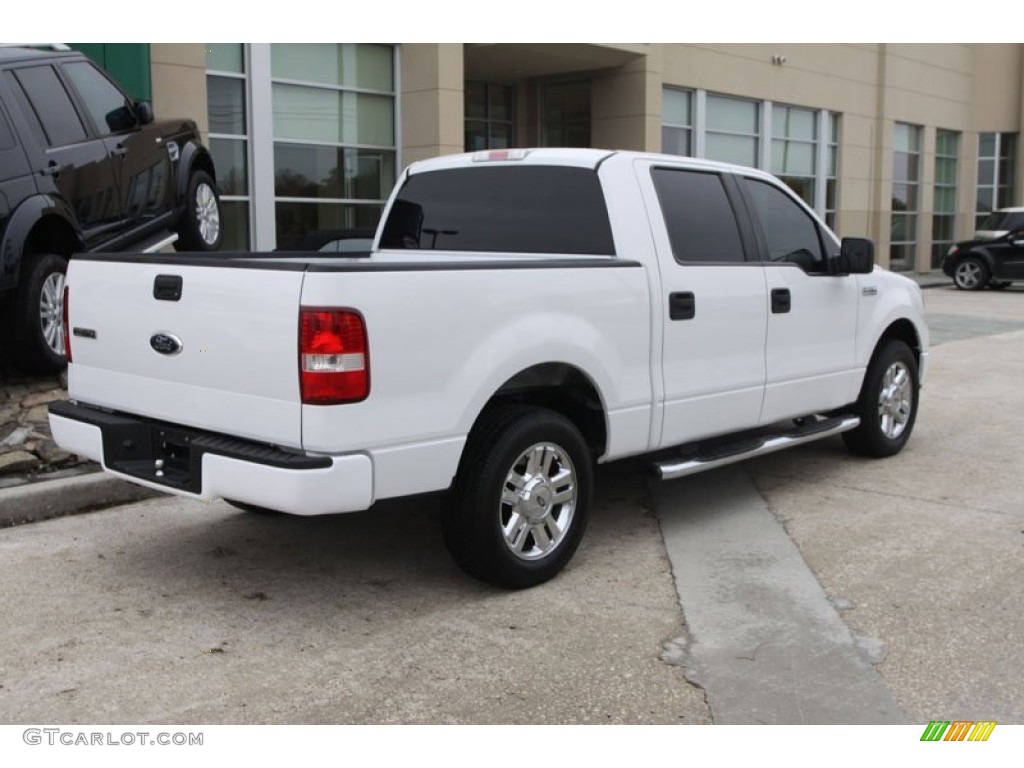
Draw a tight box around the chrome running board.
[653,416,861,481]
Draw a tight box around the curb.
[0,472,163,528]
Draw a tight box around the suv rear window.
[978,211,1024,232]
[379,166,615,255]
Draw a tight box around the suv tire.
[175,170,223,251]
[4,253,68,373]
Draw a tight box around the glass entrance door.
[540,81,591,148]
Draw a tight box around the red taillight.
[299,308,369,404]
[62,284,71,364]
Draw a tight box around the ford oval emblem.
[150,332,183,356]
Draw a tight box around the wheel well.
[190,151,216,184]
[475,364,608,459]
[877,319,922,368]
[24,216,79,260]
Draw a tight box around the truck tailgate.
[65,258,305,448]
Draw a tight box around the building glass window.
[541,81,591,148]
[771,104,817,207]
[661,88,693,156]
[932,129,959,269]
[890,122,922,272]
[464,81,515,151]
[825,112,840,230]
[270,43,395,248]
[206,43,250,249]
[705,94,759,167]
[976,132,1018,228]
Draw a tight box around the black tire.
[225,499,284,515]
[174,170,223,251]
[443,406,592,589]
[952,257,988,290]
[4,253,68,373]
[842,340,919,458]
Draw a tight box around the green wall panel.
[69,43,151,102]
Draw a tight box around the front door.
[60,60,173,233]
[6,65,123,246]
[637,161,768,448]
[738,176,861,423]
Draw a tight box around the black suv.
[0,46,222,372]
[941,207,1024,290]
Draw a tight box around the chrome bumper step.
[653,415,861,481]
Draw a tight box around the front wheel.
[842,340,919,458]
[175,170,223,251]
[442,406,592,589]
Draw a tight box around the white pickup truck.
[49,148,928,588]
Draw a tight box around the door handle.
[668,291,696,321]
[112,144,128,157]
[771,288,791,314]
[40,161,64,178]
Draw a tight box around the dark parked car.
[0,46,222,372]
[942,210,1024,290]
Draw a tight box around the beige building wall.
[400,44,464,167]
[656,43,1023,271]
[150,44,208,141]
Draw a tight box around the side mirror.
[830,237,875,275]
[134,101,154,126]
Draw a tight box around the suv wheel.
[4,253,68,373]
[952,257,988,290]
[175,170,223,251]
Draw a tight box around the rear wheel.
[4,252,68,373]
[442,406,592,589]
[952,257,988,290]
[842,340,919,458]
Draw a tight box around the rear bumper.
[48,401,373,515]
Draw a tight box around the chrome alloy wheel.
[954,260,983,289]
[877,361,913,440]
[499,442,577,561]
[195,182,221,246]
[39,271,65,357]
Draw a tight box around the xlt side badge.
[150,333,183,356]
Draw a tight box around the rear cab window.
[380,165,616,255]
[651,167,750,263]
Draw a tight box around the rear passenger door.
[739,176,860,422]
[639,162,769,448]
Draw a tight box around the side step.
[653,415,860,481]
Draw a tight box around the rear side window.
[379,166,615,255]
[651,168,746,263]
[11,66,87,147]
